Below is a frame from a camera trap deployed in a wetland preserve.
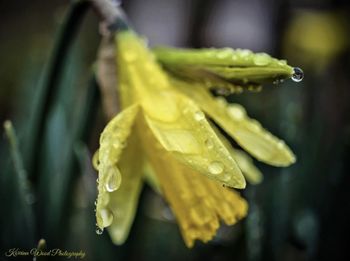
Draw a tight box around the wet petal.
[96,104,139,230]
[231,149,263,185]
[106,130,144,245]
[211,124,263,185]
[173,80,296,166]
[116,30,245,188]
[143,92,245,189]
[139,119,248,247]
[154,47,294,91]
[144,161,162,194]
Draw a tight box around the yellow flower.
[94,30,296,248]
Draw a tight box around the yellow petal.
[231,148,263,185]
[139,118,248,247]
[173,79,296,167]
[144,161,162,194]
[106,129,144,245]
[96,104,139,229]
[143,92,245,189]
[211,124,263,185]
[116,30,245,188]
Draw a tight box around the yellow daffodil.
[93,29,297,248]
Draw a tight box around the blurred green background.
[1,0,350,260]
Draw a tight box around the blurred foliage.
[1,0,350,261]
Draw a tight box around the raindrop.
[208,161,224,175]
[194,111,205,121]
[100,208,114,227]
[227,105,245,120]
[292,67,304,82]
[96,227,104,235]
[105,166,121,192]
[253,53,270,66]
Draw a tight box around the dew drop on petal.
[227,105,245,120]
[105,166,121,192]
[208,161,224,175]
[100,208,114,227]
[292,67,304,82]
[194,111,205,121]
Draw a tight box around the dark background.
[1,0,350,260]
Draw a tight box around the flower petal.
[154,47,294,91]
[211,124,263,185]
[140,119,248,247]
[96,104,139,230]
[143,91,246,189]
[173,80,296,166]
[116,30,245,188]
[232,148,263,185]
[106,129,144,245]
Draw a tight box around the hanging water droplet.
[96,178,99,183]
[96,227,104,235]
[253,53,270,66]
[205,139,214,149]
[227,105,245,120]
[194,111,205,121]
[208,161,224,175]
[292,67,304,82]
[105,166,121,192]
[100,208,114,227]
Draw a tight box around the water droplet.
[205,139,214,149]
[227,105,245,120]
[124,51,137,62]
[292,67,304,82]
[105,166,121,192]
[238,49,252,57]
[278,60,287,66]
[253,53,270,66]
[194,111,205,121]
[273,78,284,85]
[96,178,99,183]
[208,161,224,175]
[217,48,233,59]
[96,227,104,235]
[100,208,114,227]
